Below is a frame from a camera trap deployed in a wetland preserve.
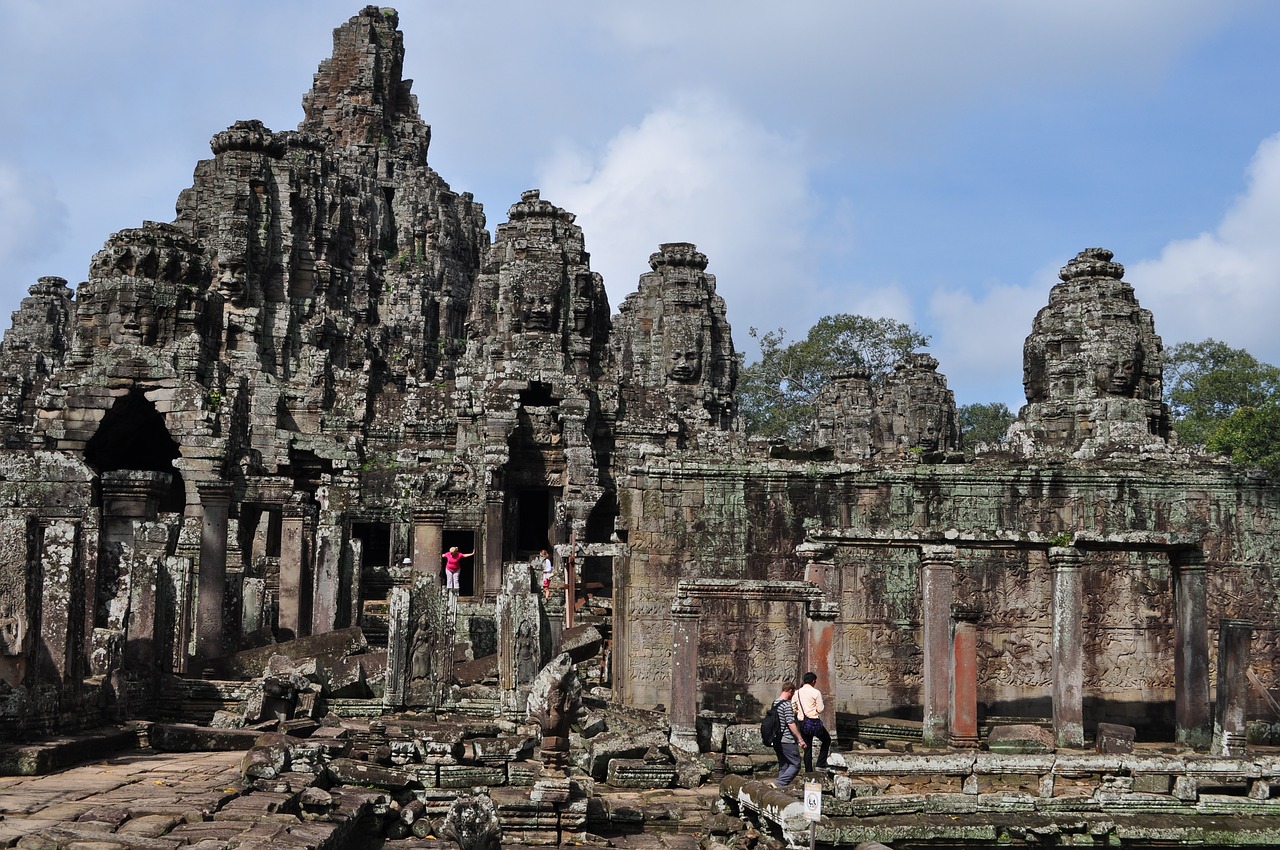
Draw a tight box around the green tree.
[1164,339,1280,445]
[1206,403,1280,477]
[737,314,930,439]
[958,402,1016,453]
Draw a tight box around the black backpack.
[760,700,781,746]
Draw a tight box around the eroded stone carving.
[1008,248,1171,456]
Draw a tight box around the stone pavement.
[0,750,712,850]
[0,750,243,848]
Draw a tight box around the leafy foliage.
[957,402,1016,453]
[737,314,930,439]
[1164,339,1280,446]
[1206,403,1280,477]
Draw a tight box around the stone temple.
[2,7,1280,849]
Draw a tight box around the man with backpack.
[768,681,805,788]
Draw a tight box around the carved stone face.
[1095,357,1138,397]
[521,291,558,331]
[663,322,704,384]
[215,253,247,306]
[117,289,159,346]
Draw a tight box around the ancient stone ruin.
[1,6,1280,849]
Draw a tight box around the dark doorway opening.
[84,388,185,512]
[352,522,393,647]
[351,522,392,568]
[515,488,553,557]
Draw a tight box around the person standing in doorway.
[772,681,806,788]
[441,546,473,593]
[539,549,553,599]
[793,671,831,771]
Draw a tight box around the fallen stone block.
[560,624,604,663]
[327,757,416,790]
[607,758,676,789]
[464,735,536,764]
[986,724,1055,754]
[1094,722,1136,754]
[151,724,261,752]
[584,730,671,780]
[210,627,369,678]
[454,654,498,685]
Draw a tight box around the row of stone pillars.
[924,544,1250,752]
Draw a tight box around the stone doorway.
[84,388,184,512]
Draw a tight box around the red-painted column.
[950,603,982,748]
[801,541,839,740]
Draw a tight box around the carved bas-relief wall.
[0,1,1275,757]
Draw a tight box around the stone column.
[498,562,542,717]
[311,520,342,636]
[34,520,81,685]
[1050,546,1085,748]
[412,509,444,572]
[279,502,307,640]
[195,481,233,663]
[384,584,410,710]
[1212,618,1253,757]
[920,545,956,747]
[950,603,982,748]
[669,592,702,754]
[484,495,504,601]
[1173,549,1211,749]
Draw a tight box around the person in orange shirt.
[792,671,831,771]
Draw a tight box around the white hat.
[402,557,412,565]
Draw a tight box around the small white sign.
[803,781,822,822]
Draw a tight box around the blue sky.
[4,1,1280,410]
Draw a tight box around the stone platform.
[722,748,1280,848]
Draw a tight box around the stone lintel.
[674,578,822,604]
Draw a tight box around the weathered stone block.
[151,724,260,752]
[724,723,772,756]
[606,758,676,789]
[584,730,670,780]
[986,724,1055,755]
[1094,722,1136,754]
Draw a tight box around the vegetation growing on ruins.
[737,313,929,439]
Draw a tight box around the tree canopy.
[1164,339,1280,447]
[1161,338,1280,476]
[737,314,930,439]
[957,402,1016,453]
[1206,403,1280,476]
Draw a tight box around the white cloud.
[1130,132,1280,368]
[537,91,817,342]
[0,164,68,275]
[537,91,922,357]
[928,278,1048,409]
